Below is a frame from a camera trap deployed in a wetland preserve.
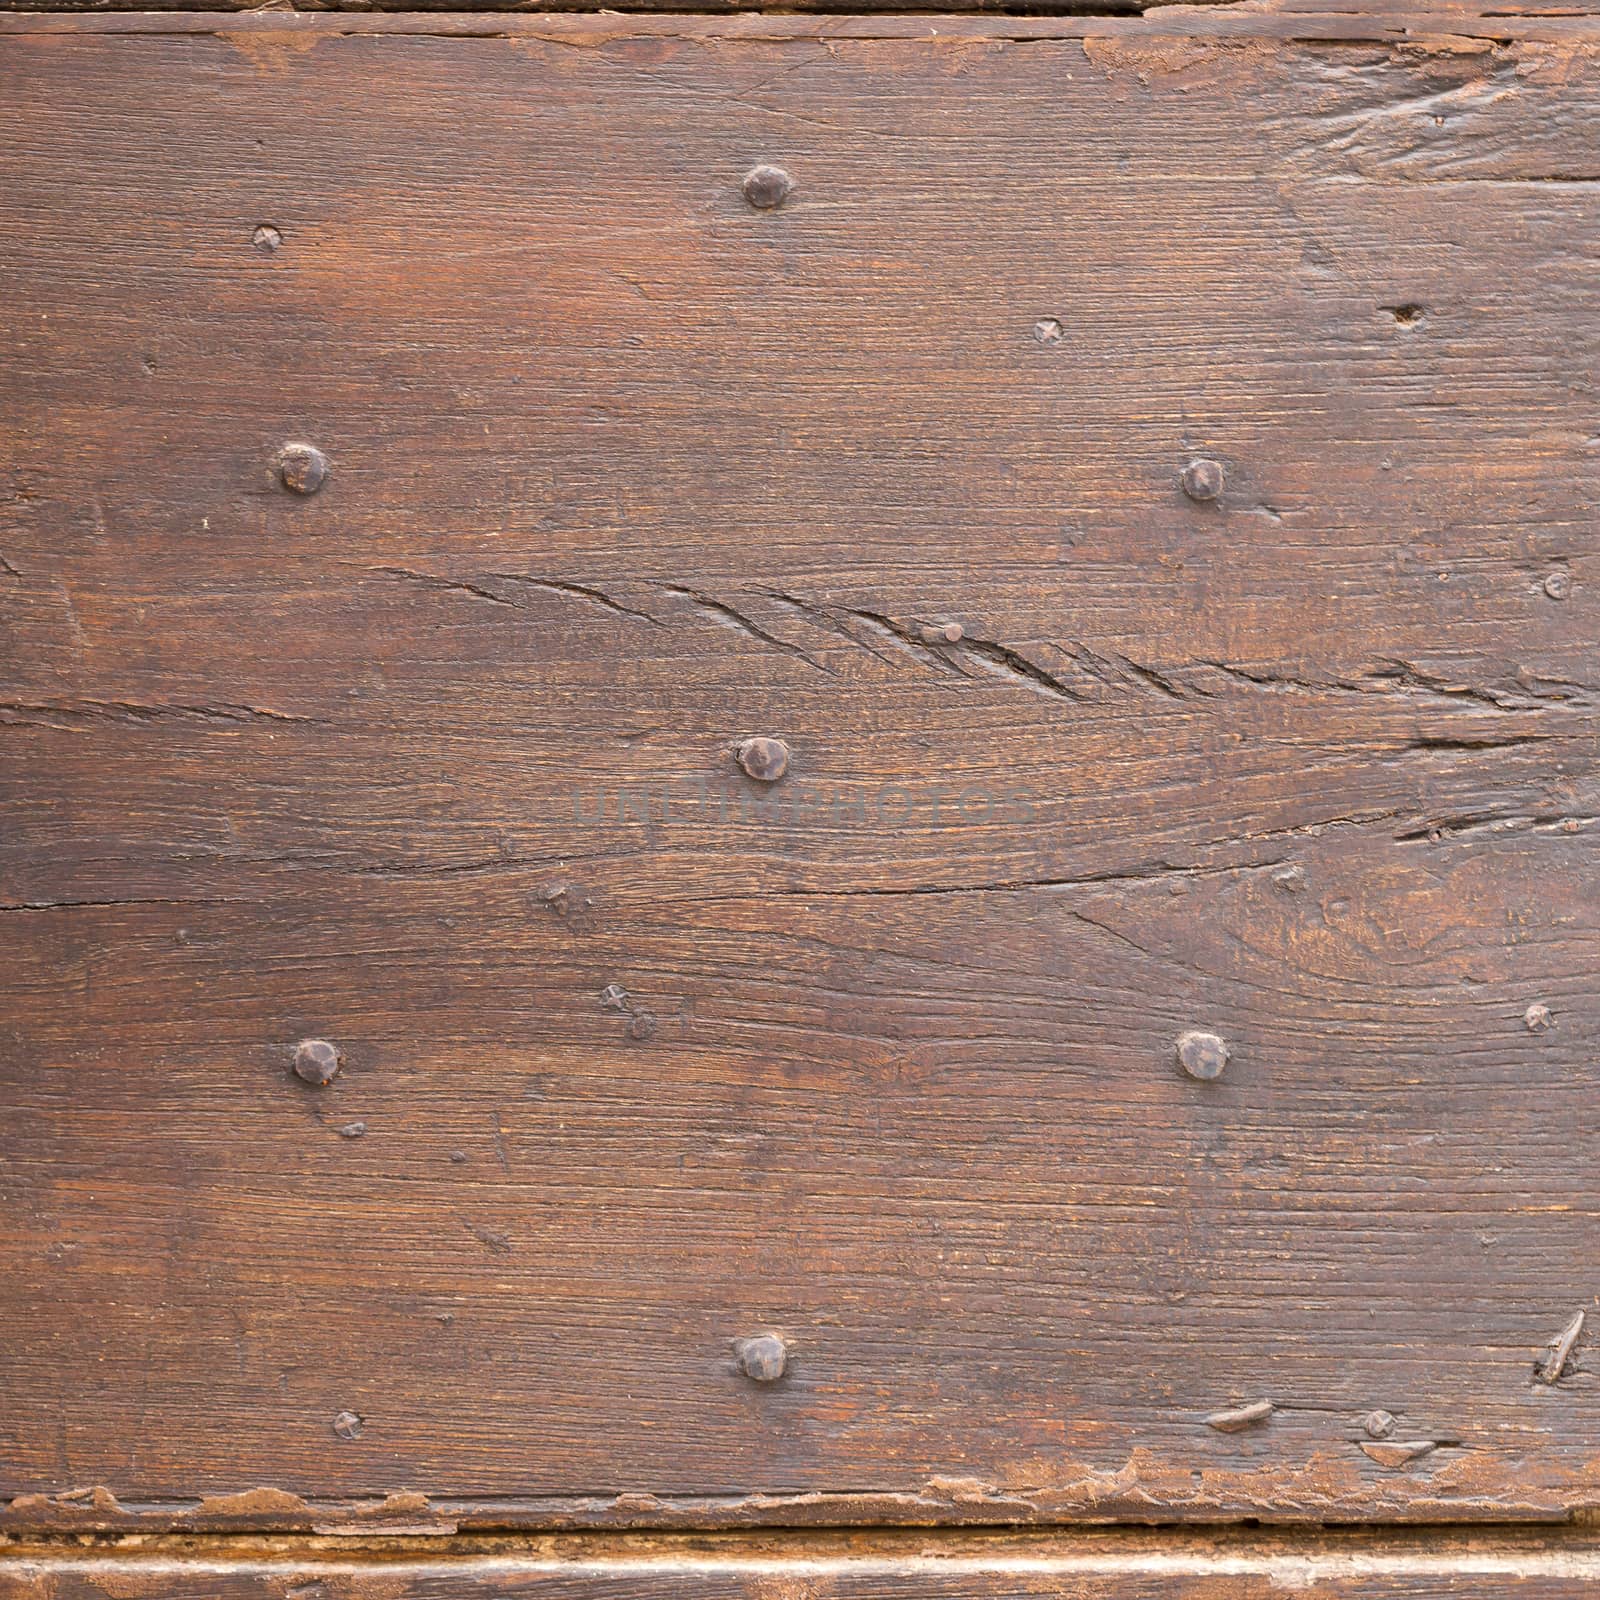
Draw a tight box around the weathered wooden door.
[3,0,1599,1592]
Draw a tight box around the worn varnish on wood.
[2,3,1599,1532]
[10,1530,1600,1600]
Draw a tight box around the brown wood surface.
[3,4,1600,1532]
[0,0,1154,16]
[5,5,1600,37]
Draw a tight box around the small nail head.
[1177,1029,1229,1081]
[1544,571,1571,601]
[251,223,282,253]
[736,736,790,783]
[332,1410,364,1440]
[742,165,793,210]
[1032,318,1064,346]
[599,983,630,1012]
[921,622,964,645]
[1524,1002,1553,1033]
[1180,458,1225,502]
[1362,1409,1397,1439]
[736,1333,788,1382]
[278,442,329,496]
[292,1037,342,1086]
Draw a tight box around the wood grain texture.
[1,0,1153,16]
[6,6,1600,37]
[11,1532,1600,1600]
[3,8,1600,1529]
[2,0,1593,20]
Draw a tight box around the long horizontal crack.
[0,896,246,913]
[648,854,1290,907]
[355,566,1596,721]
[1401,732,1553,752]
[0,699,317,728]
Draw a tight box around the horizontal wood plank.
[10,1535,1600,1599]
[2,9,1599,1528]
[0,0,1589,20]
[3,7,1598,36]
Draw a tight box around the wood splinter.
[1203,1399,1274,1433]
[1538,1309,1586,1384]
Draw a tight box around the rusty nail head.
[742,165,793,210]
[332,1410,364,1440]
[278,442,329,496]
[1177,1029,1229,1081]
[922,622,964,645]
[1544,572,1571,601]
[1181,458,1225,502]
[628,1011,658,1041]
[251,224,282,253]
[292,1038,342,1086]
[1362,1409,1396,1438]
[736,1333,788,1382]
[737,736,790,783]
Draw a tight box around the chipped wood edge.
[1542,1313,1588,1386]
[1203,1400,1276,1434]
[10,1453,1600,1534]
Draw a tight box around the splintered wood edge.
[9,1459,1600,1532]
[0,5,1598,38]
[9,1528,1600,1582]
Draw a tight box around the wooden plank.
[3,7,1598,38]
[9,1534,1600,1599]
[6,827,1600,1527]
[0,0,1582,20]
[3,9,1599,1529]
[0,0,1150,16]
